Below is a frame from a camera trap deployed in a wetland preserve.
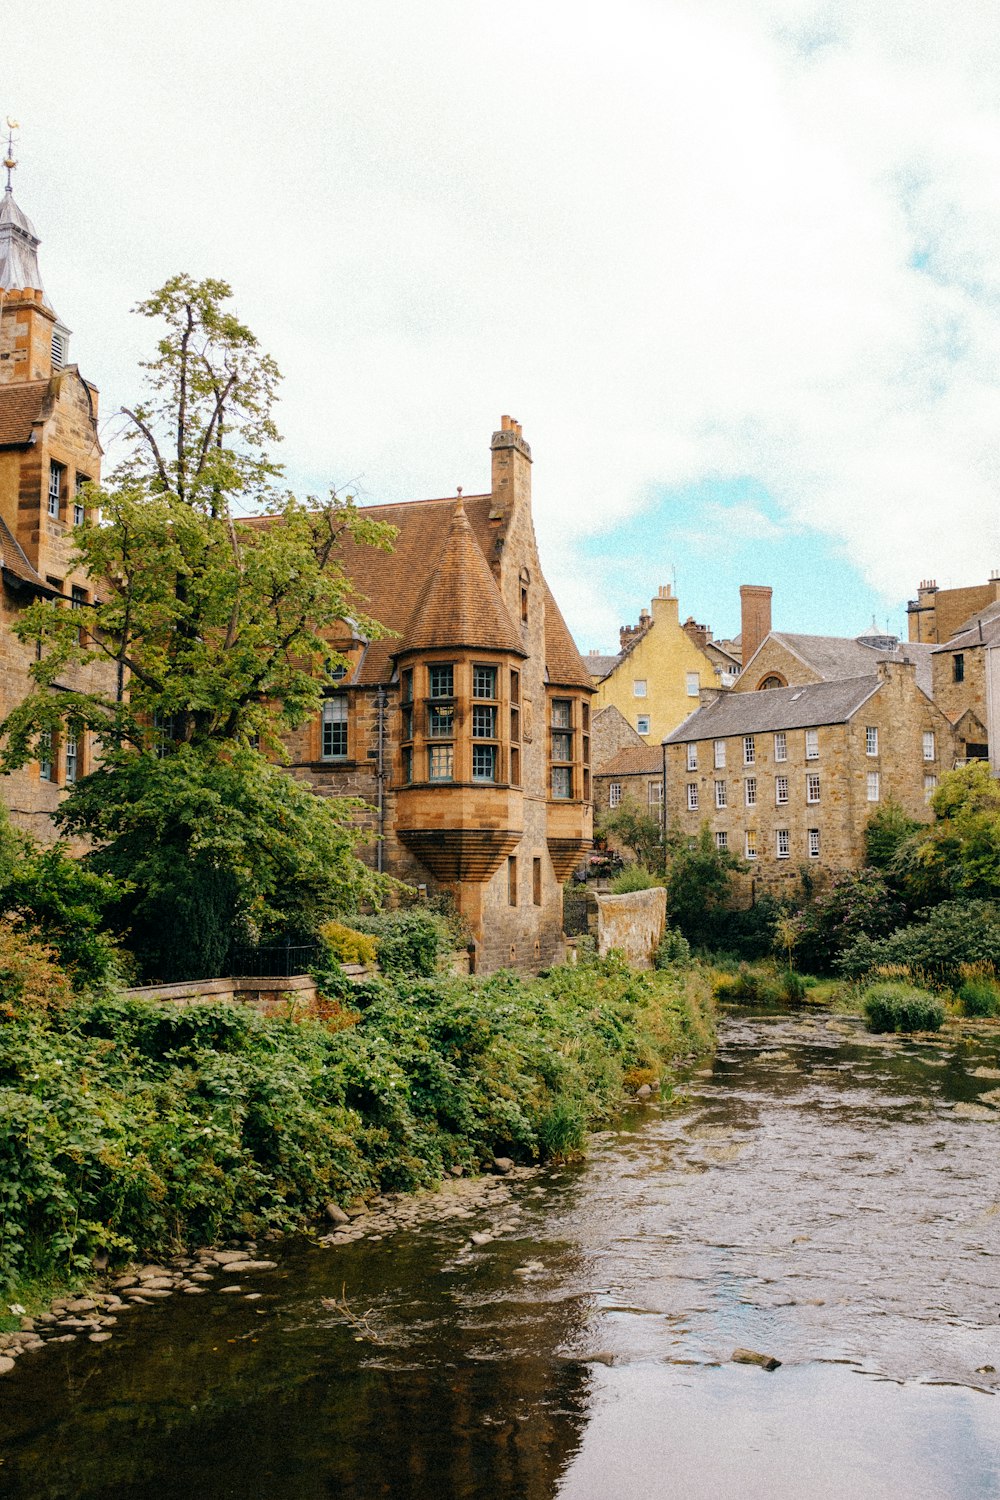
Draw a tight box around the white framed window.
[321,697,348,760]
[744,776,757,807]
[609,781,622,808]
[637,715,650,735]
[686,782,699,811]
[633,679,647,697]
[775,775,789,805]
[48,461,63,519]
[714,740,726,769]
[806,773,820,804]
[805,729,819,760]
[923,731,936,762]
[65,726,78,785]
[924,774,937,802]
[867,770,880,803]
[648,781,664,823]
[776,828,790,859]
[686,672,700,697]
[773,731,787,762]
[866,726,878,756]
[716,831,728,851]
[38,729,53,782]
[808,828,820,858]
[715,779,727,809]
[73,473,89,527]
[743,734,756,765]
[686,743,697,771]
[551,765,572,800]
[745,830,758,859]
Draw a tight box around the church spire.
[0,120,48,301]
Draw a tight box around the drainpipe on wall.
[660,740,668,874]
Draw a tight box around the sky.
[6,0,1000,652]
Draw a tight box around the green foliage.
[957,975,1000,1017]
[865,801,922,875]
[596,796,664,869]
[0,958,715,1294]
[353,908,458,979]
[838,899,1000,985]
[319,921,378,968]
[609,863,661,894]
[665,823,745,947]
[902,763,1000,903]
[653,926,692,968]
[0,924,72,1017]
[713,961,805,1006]
[788,867,908,975]
[861,981,945,1033]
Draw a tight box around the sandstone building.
[0,172,107,838]
[284,417,595,972]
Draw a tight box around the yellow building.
[589,586,738,749]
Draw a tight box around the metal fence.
[228,943,319,978]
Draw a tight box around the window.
[866,726,878,756]
[551,730,572,761]
[401,668,413,704]
[71,585,86,610]
[775,776,789,805]
[744,777,757,807]
[73,474,89,527]
[924,773,937,801]
[714,740,726,769]
[686,744,697,771]
[153,711,175,759]
[745,830,757,859]
[806,773,820,804]
[776,828,790,859]
[473,664,497,700]
[48,461,63,519]
[511,703,521,742]
[552,699,571,728]
[510,669,520,704]
[634,679,647,697]
[609,781,622,808]
[923,731,936,762]
[428,702,455,737]
[510,746,521,786]
[64,725,78,785]
[808,828,820,858]
[954,654,965,683]
[533,857,542,906]
[38,729,53,782]
[648,781,663,821]
[51,328,66,368]
[774,732,787,762]
[401,703,414,742]
[551,766,572,799]
[321,697,348,760]
[867,770,880,803]
[520,586,528,623]
[805,729,819,760]
[743,735,755,765]
[760,675,785,690]
[686,782,699,811]
[508,856,518,906]
[472,744,496,782]
[637,715,650,735]
[472,704,497,740]
[429,744,454,781]
[716,831,728,851]
[429,664,454,699]
[715,779,727,809]
[402,745,413,784]
[686,672,700,697]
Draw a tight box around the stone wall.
[595,886,666,968]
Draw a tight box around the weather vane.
[4,117,18,192]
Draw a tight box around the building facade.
[285,417,594,973]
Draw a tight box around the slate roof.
[664,675,881,745]
[595,744,663,777]
[0,380,49,447]
[0,514,43,587]
[933,601,1000,653]
[585,652,621,679]
[0,187,47,299]
[745,631,934,696]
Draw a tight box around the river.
[1,1006,998,1498]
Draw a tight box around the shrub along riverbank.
[0,949,714,1302]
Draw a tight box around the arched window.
[757,674,786,691]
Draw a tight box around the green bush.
[654,926,692,968]
[957,978,1000,1018]
[713,962,806,1005]
[861,981,945,1033]
[838,900,1000,985]
[318,920,378,967]
[353,908,456,978]
[609,863,661,894]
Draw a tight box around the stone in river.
[325,1202,350,1225]
[218,1286,243,1294]
[88,1332,113,1343]
[732,1348,781,1371]
[0,1356,15,1375]
[492,1157,515,1175]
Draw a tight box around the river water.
[2,1007,999,1499]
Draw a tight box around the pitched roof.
[0,187,47,299]
[933,601,1000,653]
[0,514,43,587]
[585,652,621,679]
[0,379,49,447]
[744,631,934,696]
[542,583,594,688]
[403,496,524,657]
[664,675,881,744]
[596,744,662,777]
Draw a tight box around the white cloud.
[7,0,1000,635]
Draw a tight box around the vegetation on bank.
[0,937,713,1298]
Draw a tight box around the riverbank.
[0,955,715,1358]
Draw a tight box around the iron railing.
[228,943,320,978]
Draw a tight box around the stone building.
[0,170,107,838]
[907,574,1000,646]
[663,660,955,890]
[285,417,594,973]
[927,600,1000,771]
[591,706,663,828]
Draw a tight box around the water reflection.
[1,1009,999,1499]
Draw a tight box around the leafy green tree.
[0,276,395,979]
[596,795,665,870]
[665,823,745,947]
[864,800,922,878]
[902,763,1000,903]
[788,866,907,974]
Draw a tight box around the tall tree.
[0,276,395,979]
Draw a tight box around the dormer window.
[48,462,63,519]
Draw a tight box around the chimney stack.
[740,585,772,665]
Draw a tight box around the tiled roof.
[403,497,524,657]
[542,583,594,688]
[595,745,662,777]
[0,380,49,447]
[747,631,934,696]
[664,675,881,744]
[585,652,621,678]
[0,514,43,587]
[933,601,1000,653]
